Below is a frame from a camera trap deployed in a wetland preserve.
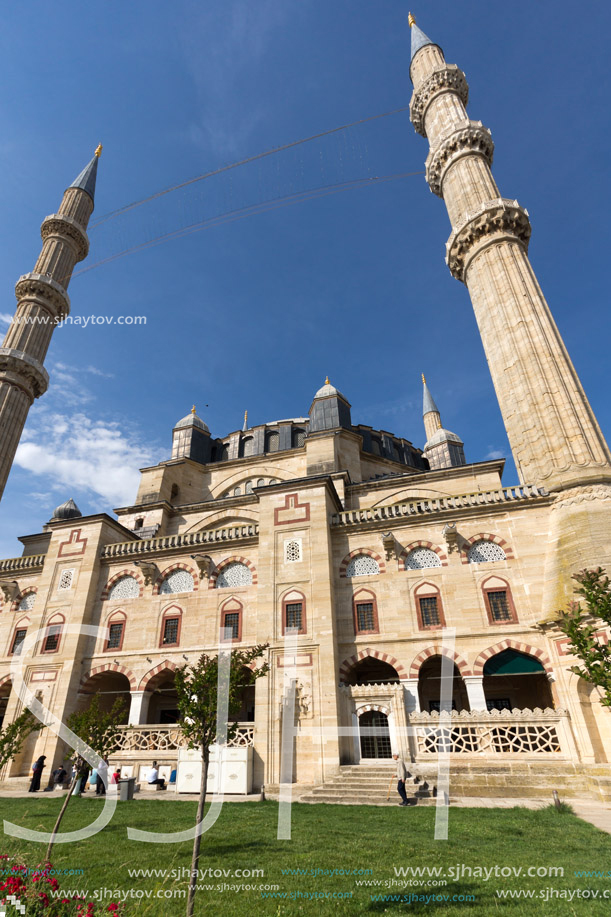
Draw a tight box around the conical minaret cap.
[422,376,440,416]
[67,148,101,203]
[408,16,443,81]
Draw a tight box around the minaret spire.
[409,21,611,493]
[421,375,465,470]
[0,149,101,501]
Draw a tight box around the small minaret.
[0,147,102,501]
[408,15,611,491]
[421,374,465,470]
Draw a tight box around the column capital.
[0,347,49,400]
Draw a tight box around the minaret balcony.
[409,64,469,137]
[425,119,494,198]
[445,198,532,282]
[40,212,89,262]
[15,272,71,322]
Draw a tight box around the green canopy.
[483,649,545,676]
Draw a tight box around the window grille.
[405,548,441,570]
[43,625,62,653]
[346,555,379,577]
[216,562,252,588]
[285,603,303,631]
[419,596,441,627]
[107,622,124,649]
[356,602,375,632]
[108,576,139,600]
[57,569,74,591]
[17,592,36,612]
[487,590,511,622]
[285,540,301,563]
[11,628,27,655]
[162,617,180,645]
[159,570,194,594]
[467,541,506,563]
[223,613,240,640]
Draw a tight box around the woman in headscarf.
[29,755,46,792]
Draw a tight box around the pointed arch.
[408,647,471,679]
[473,640,551,676]
[101,568,144,600]
[400,541,448,569]
[339,647,406,682]
[209,556,257,589]
[461,533,514,564]
[11,586,38,614]
[339,548,385,578]
[138,660,179,692]
[80,662,136,690]
[152,562,198,596]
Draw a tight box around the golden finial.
[244,410,248,423]
[422,373,426,384]
[191,405,196,415]
[408,12,416,28]
[95,144,103,158]
[325,376,330,385]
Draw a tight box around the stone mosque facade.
[0,19,610,800]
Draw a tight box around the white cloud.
[485,449,505,460]
[0,313,14,326]
[15,412,163,507]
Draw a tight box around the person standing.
[96,759,108,796]
[392,753,410,806]
[29,756,46,792]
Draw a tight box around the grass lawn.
[0,798,610,915]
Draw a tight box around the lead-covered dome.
[51,498,82,521]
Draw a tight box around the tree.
[555,567,611,706]
[175,643,269,917]
[45,692,126,860]
[0,708,43,769]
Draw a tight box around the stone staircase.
[298,763,440,807]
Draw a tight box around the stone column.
[463,675,487,712]
[403,678,421,713]
[128,691,151,725]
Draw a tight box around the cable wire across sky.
[75,106,424,277]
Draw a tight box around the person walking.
[392,753,410,806]
[29,755,46,792]
[96,759,108,796]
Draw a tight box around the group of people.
[28,756,123,794]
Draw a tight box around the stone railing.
[101,524,259,560]
[410,708,574,757]
[112,723,254,752]
[0,554,46,574]
[331,484,548,527]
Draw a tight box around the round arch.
[409,647,471,679]
[473,640,551,676]
[339,648,406,683]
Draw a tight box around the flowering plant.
[0,857,125,915]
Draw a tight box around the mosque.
[0,18,609,801]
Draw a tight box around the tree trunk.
[46,770,80,861]
[186,743,208,917]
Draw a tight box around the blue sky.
[0,0,609,557]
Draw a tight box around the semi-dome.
[51,498,82,521]
[174,406,209,433]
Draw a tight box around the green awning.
[483,649,546,676]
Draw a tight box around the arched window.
[159,608,182,647]
[405,548,442,570]
[234,486,242,497]
[245,481,253,494]
[220,599,242,642]
[292,429,306,448]
[104,612,126,652]
[241,436,254,457]
[414,582,445,630]
[42,614,65,654]
[10,622,28,656]
[218,444,229,462]
[17,591,36,612]
[108,576,140,601]
[482,576,517,624]
[216,562,252,588]
[159,570,194,595]
[353,590,379,635]
[257,478,266,488]
[346,554,379,577]
[467,541,506,563]
[370,437,382,456]
[282,590,306,635]
[265,431,279,453]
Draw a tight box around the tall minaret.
[408,16,611,610]
[0,147,101,501]
[408,15,611,494]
